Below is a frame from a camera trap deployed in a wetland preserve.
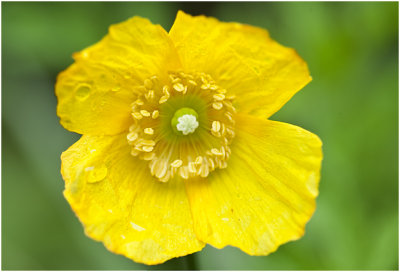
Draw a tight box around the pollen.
[212,121,221,132]
[126,71,236,182]
[213,102,223,110]
[140,110,150,117]
[152,110,159,119]
[171,159,183,168]
[132,112,143,120]
[173,83,185,92]
[144,128,154,135]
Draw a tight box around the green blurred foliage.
[2,2,398,270]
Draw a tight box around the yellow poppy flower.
[56,11,322,265]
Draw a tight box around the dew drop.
[75,84,91,101]
[87,164,108,183]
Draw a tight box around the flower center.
[127,71,236,182]
[171,108,199,135]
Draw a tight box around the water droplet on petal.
[75,84,91,101]
[87,164,108,183]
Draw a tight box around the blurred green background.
[2,2,398,270]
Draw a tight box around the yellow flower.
[56,11,322,265]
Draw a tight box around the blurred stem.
[186,253,198,270]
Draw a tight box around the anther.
[213,93,225,101]
[152,110,159,119]
[179,166,189,179]
[129,124,137,132]
[144,79,153,89]
[221,123,226,135]
[143,152,155,161]
[218,89,227,94]
[140,110,150,117]
[195,156,203,164]
[211,148,223,156]
[188,162,197,173]
[127,132,138,142]
[212,121,221,132]
[159,95,169,104]
[139,139,156,146]
[224,101,237,113]
[134,99,144,106]
[201,83,211,90]
[213,102,223,110]
[145,90,154,101]
[188,80,197,86]
[132,112,143,120]
[200,164,209,177]
[225,112,234,123]
[171,159,183,168]
[162,85,170,95]
[131,149,140,156]
[173,83,185,92]
[142,146,154,152]
[159,171,171,183]
[144,128,154,135]
[169,75,181,83]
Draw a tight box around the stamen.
[145,90,154,101]
[195,156,203,164]
[140,110,150,117]
[152,110,159,119]
[211,148,223,156]
[162,85,170,95]
[142,146,154,152]
[134,99,144,106]
[143,152,155,161]
[171,159,183,168]
[144,128,154,135]
[132,112,143,120]
[212,121,221,132]
[213,93,225,101]
[213,102,223,110]
[188,80,197,86]
[144,79,153,89]
[127,132,138,142]
[173,83,185,92]
[188,162,197,173]
[127,72,236,182]
[159,95,169,104]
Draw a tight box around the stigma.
[171,107,199,135]
[177,115,198,135]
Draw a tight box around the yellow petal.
[185,114,322,255]
[61,134,204,265]
[169,11,311,118]
[56,16,181,135]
